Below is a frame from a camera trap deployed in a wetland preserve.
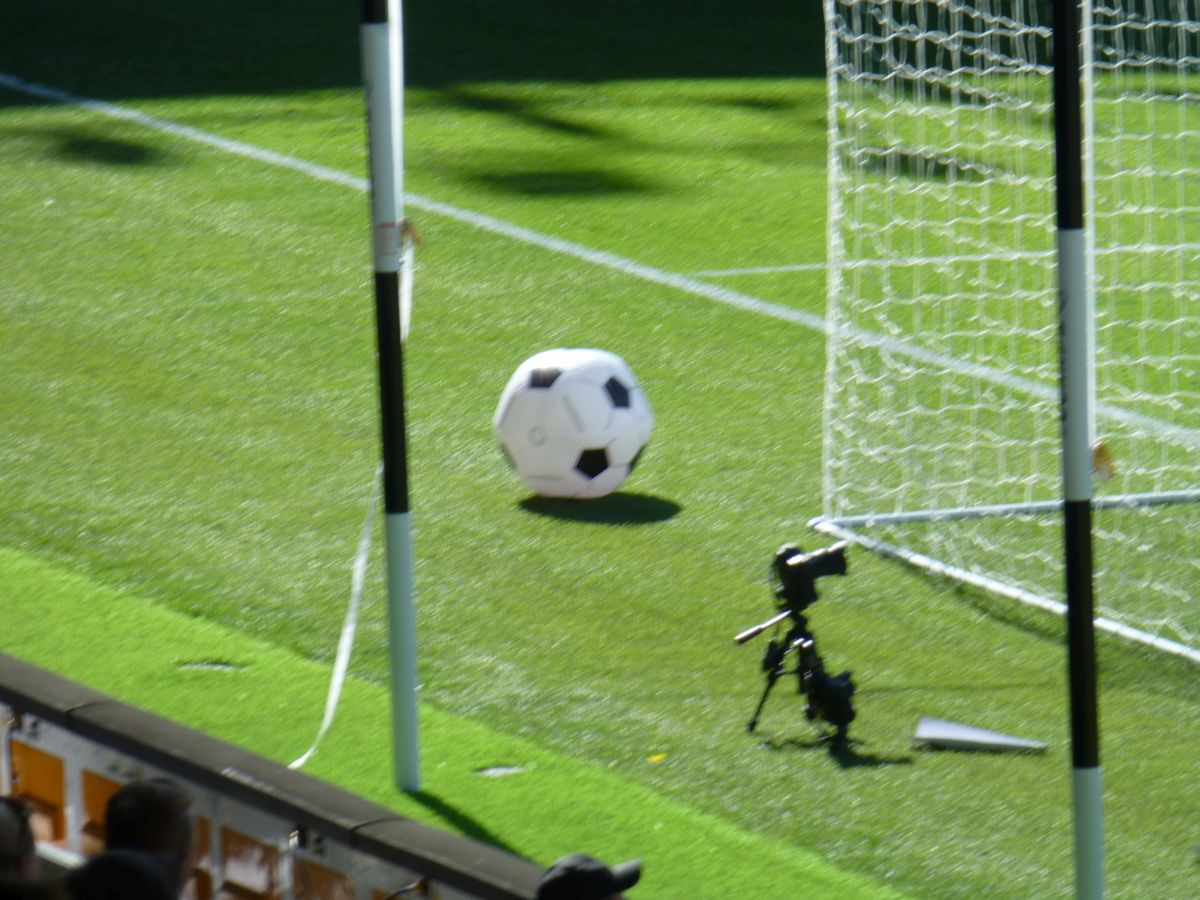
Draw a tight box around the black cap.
[537,854,642,900]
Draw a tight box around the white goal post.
[815,0,1200,662]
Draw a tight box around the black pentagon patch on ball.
[603,376,631,408]
[574,448,609,480]
[529,367,562,388]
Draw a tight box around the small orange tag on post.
[1091,439,1116,483]
[399,217,423,248]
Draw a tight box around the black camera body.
[770,541,848,612]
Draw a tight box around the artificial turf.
[0,546,906,900]
[2,3,1197,898]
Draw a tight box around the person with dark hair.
[64,848,180,900]
[101,778,193,869]
[536,853,641,900]
[0,878,69,899]
[0,797,68,898]
[0,796,37,880]
[65,777,195,900]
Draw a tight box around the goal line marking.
[2,72,1195,448]
[811,515,1200,664]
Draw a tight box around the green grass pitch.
[1,3,1197,898]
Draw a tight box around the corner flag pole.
[1051,0,1102,895]
[361,0,420,792]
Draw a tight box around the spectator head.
[0,796,37,878]
[103,778,194,892]
[65,848,176,900]
[537,854,641,900]
[0,876,67,899]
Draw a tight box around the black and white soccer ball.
[493,348,654,499]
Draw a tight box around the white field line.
[3,72,1197,448]
[694,262,828,276]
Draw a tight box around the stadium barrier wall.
[0,652,541,899]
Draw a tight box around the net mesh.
[821,0,1200,656]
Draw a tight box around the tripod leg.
[747,670,780,732]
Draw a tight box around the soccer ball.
[493,348,654,499]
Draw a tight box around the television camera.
[735,542,856,742]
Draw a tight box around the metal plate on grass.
[914,717,1047,753]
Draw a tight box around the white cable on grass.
[289,465,382,769]
[400,238,414,342]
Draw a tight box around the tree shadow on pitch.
[1,0,819,109]
[519,492,681,525]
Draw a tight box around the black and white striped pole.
[361,0,420,792]
[1052,0,1102,895]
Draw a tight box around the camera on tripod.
[770,542,848,611]
[735,541,856,742]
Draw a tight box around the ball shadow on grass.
[519,491,682,525]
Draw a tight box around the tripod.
[746,613,856,741]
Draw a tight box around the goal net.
[816,0,1200,661]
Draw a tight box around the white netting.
[820,0,1200,658]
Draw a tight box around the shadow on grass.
[519,492,681,525]
[410,790,523,857]
[913,744,1048,758]
[0,1,822,109]
[760,734,914,770]
[439,86,616,139]
[472,168,655,198]
[48,127,171,167]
